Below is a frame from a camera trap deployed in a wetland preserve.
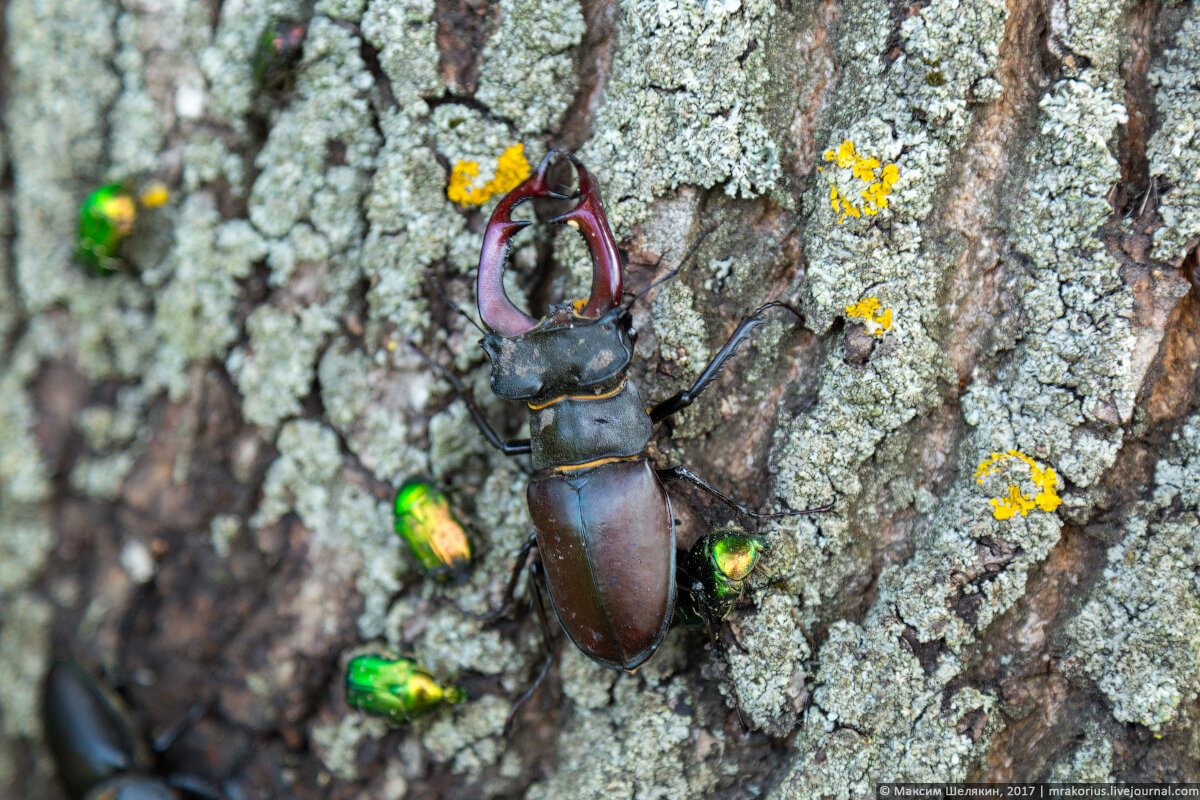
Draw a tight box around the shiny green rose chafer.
[678,529,765,631]
[76,182,169,274]
[253,18,307,89]
[394,480,473,582]
[345,655,465,723]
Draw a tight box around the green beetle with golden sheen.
[253,18,306,90]
[393,480,473,582]
[345,655,465,723]
[76,182,169,274]
[76,183,137,274]
[678,529,765,632]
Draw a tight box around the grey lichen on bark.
[1,0,1200,797]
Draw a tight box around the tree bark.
[1,0,1199,798]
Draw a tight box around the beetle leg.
[154,703,234,800]
[504,559,555,736]
[166,773,231,800]
[408,342,531,456]
[496,533,538,616]
[150,700,208,753]
[697,590,723,640]
[463,533,538,624]
[649,301,805,424]
[656,465,833,519]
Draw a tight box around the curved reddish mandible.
[476,149,623,336]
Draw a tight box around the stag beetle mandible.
[436,149,829,674]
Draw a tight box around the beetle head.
[476,149,622,338]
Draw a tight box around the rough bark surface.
[2,0,1199,798]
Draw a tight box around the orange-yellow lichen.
[137,181,170,209]
[822,140,899,224]
[845,296,893,336]
[852,156,880,182]
[973,450,1062,520]
[446,144,531,207]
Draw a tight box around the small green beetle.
[253,18,307,90]
[394,479,473,583]
[76,182,169,274]
[677,528,765,632]
[345,655,465,723]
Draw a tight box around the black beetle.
[434,149,829,675]
[42,660,224,800]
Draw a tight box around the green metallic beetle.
[76,181,169,274]
[345,655,465,723]
[253,18,307,90]
[677,528,766,632]
[394,479,473,583]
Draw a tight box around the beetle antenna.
[625,222,720,310]
[432,275,487,335]
[166,773,232,800]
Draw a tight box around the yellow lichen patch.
[852,156,880,182]
[829,187,862,222]
[821,140,900,224]
[137,181,170,209]
[448,161,486,205]
[973,450,1062,520]
[845,296,893,336]
[446,143,532,207]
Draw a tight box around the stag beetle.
[430,149,829,678]
[42,660,224,800]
